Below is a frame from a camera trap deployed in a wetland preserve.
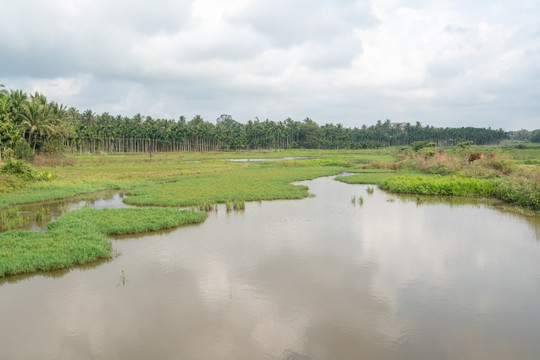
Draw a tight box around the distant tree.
[530,129,540,143]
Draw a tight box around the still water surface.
[1,176,539,359]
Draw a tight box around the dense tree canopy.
[0,87,514,157]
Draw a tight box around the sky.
[1,0,539,130]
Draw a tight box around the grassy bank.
[0,208,206,277]
[0,149,392,209]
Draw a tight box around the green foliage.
[484,158,517,175]
[0,158,56,182]
[40,137,68,155]
[381,175,494,196]
[123,164,343,207]
[381,175,539,211]
[336,170,419,185]
[1,158,35,180]
[489,178,539,211]
[531,130,540,143]
[0,208,207,277]
[14,140,34,161]
[0,174,26,194]
[0,207,24,231]
[456,140,473,149]
[412,141,436,152]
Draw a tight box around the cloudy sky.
[1,0,539,130]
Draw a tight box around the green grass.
[335,169,420,185]
[381,175,539,211]
[0,208,207,277]
[381,175,494,196]
[123,164,343,207]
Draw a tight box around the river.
[1,176,539,359]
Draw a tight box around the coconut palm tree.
[19,99,56,152]
[0,84,8,97]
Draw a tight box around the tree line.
[0,85,521,159]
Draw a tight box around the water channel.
[1,176,539,359]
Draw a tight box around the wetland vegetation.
[0,144,539,277]
[0,86,539,278]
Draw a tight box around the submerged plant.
[35,207,46,221]
[0,207,24,231]
[197,201,214,212]
[233,199,245,210]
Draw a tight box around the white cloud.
[1,0,539,129]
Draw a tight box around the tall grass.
[381,176,493,196]
[381,175,539,211]
[0,207,24,231]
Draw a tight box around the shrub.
[484,158,517,175]
[0,158,35,180]
[412,141,436,152]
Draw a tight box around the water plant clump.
[233,199,245,210]
[350,195,356,204]
[358,196,364,205]
[0,207,24,231]
[225,200,233,212]
[366,186,374,195]
[35,207,46,221]
[197,201,214,212]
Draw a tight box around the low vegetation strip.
[381,175,539,211]
[381,176,494,196]
[123,164,343,207]
[0,208,207,277]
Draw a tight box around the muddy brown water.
[1,176,539,359]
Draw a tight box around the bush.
[0,158,35,180]
[0,158,57,182]
[485,158,517,175]
[412,141,435,152]
[40,137,67,155]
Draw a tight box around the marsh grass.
[233,199,245,210]
[381,175,539,211]
[0,207,24,231]
[0,207,207,277]
[336,170,419,186]
[123,164,343,207]
[35,207,45,221]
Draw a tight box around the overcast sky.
[1,0,539,130]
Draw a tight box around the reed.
[233,199,245,210]
[0,207,24,231]
[35,207,46,221]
